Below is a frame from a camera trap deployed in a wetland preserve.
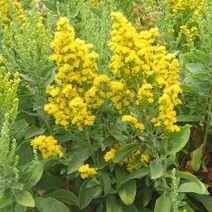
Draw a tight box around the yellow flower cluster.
[0,0,25,27]
[107,81,133,113]
[104,142,152,173]
[79,164,97,179]
[110,12,181,133]
[90,0,98,8]
[104,149,117,162]
[169,0,204,49]
[120,144,152,172]
[136,83,154,104]
[31,135,64,159]
[140,154,150,167]
[169,0,201,14]
[45,18,110,131]
[122,115,145,131]
[104,143,122,162]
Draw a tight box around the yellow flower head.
[31,135,64,159]
[122,115,145,131]
[79,164,97,179]
[104,148,117,162]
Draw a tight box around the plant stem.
[85,127,96,165]
[203,86,212,149]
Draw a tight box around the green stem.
[203,86,212,149]
[85,127,96,165]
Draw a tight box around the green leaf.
[90,8,102,18]
[118,179,136,205]
[36,176,66,190]
[67,153,85,174]
[150,159,164,180]
[113,144,138,163]
[79,180,93,209]
[167,125,191,155]
[41,0,57,11]
[192,50,211,64]
[178,182,208,194]
[186,63,205,73]
[45,189,78,206]
[191,144,203,172]
[154,194,171,212]
[101,171,111,195]
[92,186,103,199]
[14,190,35,208]
[15,204,26,212]
[110,133,128,143]
[191,194,212,211]
[116,167,128,188]
[119,168,149,188]
[22,161,43,188]
[123,204,139,212]
[177,115,201,122]
[182,204,195,212]
[35,197,69,212]
[176,171,208,194]
[24,126,45,139]
[106,196,123,212]
[142,186,153,207]
[0,190,11,209]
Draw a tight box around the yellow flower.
[104,148,117,162]
[46,17,107,131]
[31,135,64,159]
[0,0,25,27]
[79,164,97,179]
[140,154,150,166]
[122,115,145,131]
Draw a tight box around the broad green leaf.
[41,0,57,11]
[14,190,35,208]
[191,144,203,172]
[15,204,26,212]
[116,167,128,188]
[167,125,191,155]
[154,194,171,212]
[90,8,102,18]
[92,186,103,199]
[123,204,139,212]
[178,182,208,195]
[118,179,136,205]
[79,180,93,209]
[183,204,194,212]
[110,133,128,143]
[106,196,123,212]
[36,176,65,190]
[35,197,69,212]
[0,190,11,209]
[113,144,138,163]
[142,186,153,207]
[177,171,208,194]
[24,126,45,139]
[191,193,212,211]
[177,115,201,122]
[192,50,211,63]
[119,168,149,188]
[186,63,205,73]
[150,159,163,180]
[101,171,111,195]
[45,189,78,206]
[67,153,86,174]
[22,161,43,188]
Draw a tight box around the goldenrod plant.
[0,1,211,211]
